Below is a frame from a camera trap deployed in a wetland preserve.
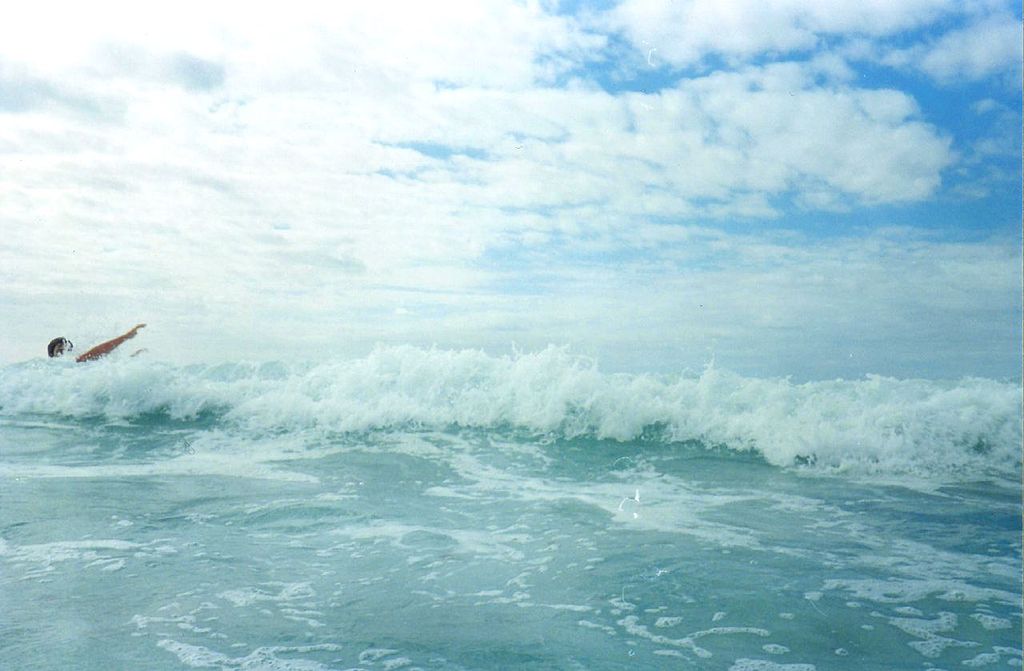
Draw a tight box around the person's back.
[48,324,146,362]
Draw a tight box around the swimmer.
[48,323,146,362]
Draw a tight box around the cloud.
[881,14,1024,84]
[0,10,957,305]
[601,0,1021,94]
[0,44,955,299]
[86,45,226,92]
[0,1,1018,380]
[602,0,956,69]
[0,60,109,117]
[366,59,952,218]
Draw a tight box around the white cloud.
[602,1,1021,93]
[0,1,603,93]
[1,43,955,287]
[0,1,1017,380]
[603,0,955,68]
[882,14,1024,84]
[296,57,948,226]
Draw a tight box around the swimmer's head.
[47,337,73,358]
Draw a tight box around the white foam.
[427,449,775,548]
[0,458,318,483]
[883,611,982,659]
[889,611,959,638]
[907,635,978,658]
[656,616,684,628]
[1,347,1020,479]
[971,613,1012,630]
[4,539,141,564]
[729,660,815,671]
[325,521,529,563]
[358,648,400,664]
[823,578,1019,606]
[218,582,315,608]
[157,640,343,670]
[653,649,687,658]
[617,614,770,659]
[962,652,1002,667]
[577,619,617,636]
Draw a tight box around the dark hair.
[47,337,73,357]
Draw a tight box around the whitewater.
[1,346,1020,670]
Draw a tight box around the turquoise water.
[1,348,1021,670]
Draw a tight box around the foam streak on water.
[0,348,1020,670]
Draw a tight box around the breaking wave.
[1,345,1019,478]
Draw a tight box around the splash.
[1,345,1019,477]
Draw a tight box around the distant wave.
[1,346,1020,478]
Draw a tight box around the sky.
[0,0,1021,380]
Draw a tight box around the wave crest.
[1,346,1019,476]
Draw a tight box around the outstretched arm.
[76,324,146,363]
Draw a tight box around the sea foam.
[1,345,1019,477]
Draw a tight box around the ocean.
[1,346,1020,670]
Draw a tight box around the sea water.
[1,346,1020,670]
